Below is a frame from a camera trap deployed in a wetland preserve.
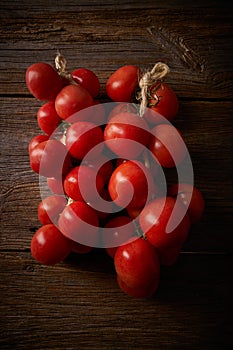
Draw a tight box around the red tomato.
[145,82,179,123]
[31,224,72,265]
[83,155,113,185]
[106,65,140,102]
[26,62,63,101]
[58,201,99,246]
[117,274,159,298]
[168,183,205,224]
[149,124,187,168]
[69,240,93,254]
[55,84,94,120]
[29,139,72,178]
[47,177,65,195]
[72,68,100,98]
[139,196,191,250]
[37,101,61,135]
[65,121,104,160]
[38,195,67,225]
[28,134,49,154]
[108,160,155,210]
[158,244,182,266]
[114,237,160,290]
[104,112,150,159]
[108,102,137,121]
[104,215,134,253]
[89,188,113,223]
[64,165,104,203]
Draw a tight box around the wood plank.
[0,98,232,252]
[0,251,232,349]
[0,5,232,98]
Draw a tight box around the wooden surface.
[0,1,232,349]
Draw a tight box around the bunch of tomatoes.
[26,56,205,298]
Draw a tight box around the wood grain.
[0,3,233,98]
[0,251,232,349]
[0,1,232,349]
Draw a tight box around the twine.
[138,62,170,116]
[55,52,72,81]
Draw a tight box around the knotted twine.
[138,62,170,117]
[55,53,170,118]
[55,52,72,81]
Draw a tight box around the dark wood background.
[0,1,232,349]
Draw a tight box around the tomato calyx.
[148,82,163,107]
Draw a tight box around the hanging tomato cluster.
[26,55,205,298]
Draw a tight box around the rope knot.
[55,52,72,81]
[138,62,170,116]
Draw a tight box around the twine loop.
[138,62,169,116]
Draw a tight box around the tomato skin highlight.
[106,65,140,102]
[26,62,63,101]
[58,201,99,247]
[114,237,160,290]
[37,101,61,135]
[31,224,72,265]
[71,68,100,98]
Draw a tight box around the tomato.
[149,124,187,168]
[107,102,137,121]
[47,177,64,195]
[37,101,61,135]
[114,237,160,290]
[38,195,67,225]
[91,100,106,125]
[65,121,104,160]
[70,240,93,254]
[103,215,134,253]
[117,275,159,298]
[64,165,104,203]
[26,62,63,101]
[145,82,179,123]
[106,65,140,102]
[168,183,205,224]
[104,112,150,158]
[108,160,155,210]
[71,68,100,98]
[139,196,191,250]
[58,201,99,246]
[158,244,182,266]
[28,134,49,154]
[31,224,72,265]
[83,155,113,185]
[55,84,94,120]
[29,139,72,178]
[89,188,113,223]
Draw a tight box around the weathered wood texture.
[0,1,232,349]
